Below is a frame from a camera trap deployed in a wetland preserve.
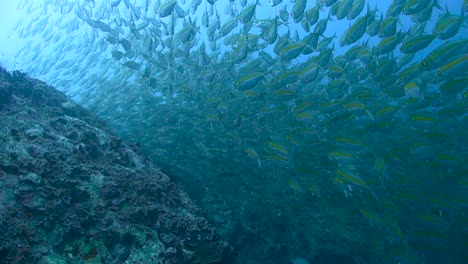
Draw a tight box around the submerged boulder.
[0,67,233,264]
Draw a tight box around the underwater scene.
[1,0,467,263]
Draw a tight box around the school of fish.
[9,0,468,263]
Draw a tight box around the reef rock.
[0,67,233,264]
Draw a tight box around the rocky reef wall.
[0,67,233,264]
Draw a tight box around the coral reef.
[0,67,233,263]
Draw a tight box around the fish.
[374,33,402,55]
[336,168,369,188]
[158,0,176,18]
[336,0,355,20]
[236,72,264,91]
[347,0,366,20]
[440,77,468,95]
[179,25,196,43]
[387,0,405,17]
[111,50,124,60]
[367,14,382,37]
[359,207,386,227]
[420,39,468,71]
[433,10,464,39]
[239,1,257,24]
[261,17,278,44]
[245,147,262,167]
[299,63,320,84]
[402,0,435,15]
[279,5,289,22]
[404,80,425,100]
[400,34,435,53]
[305,5,320,26]
[111,0,121,8]
[435,54,468,81]
[268,141,289,156]
[120,38,132,51]
[314,16,329,36]
[123,61,141,70]
[291,0,307,23]
[328,150,359,163]
[320,0,338,7]
[411,2,435,23]
[379,16,398,38]
[341,13,370,46]
[278,42,305,61]
[219,17,238,37]
[270,0,283,7]
[191,0,202,13]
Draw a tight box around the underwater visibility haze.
[1,0,467,263]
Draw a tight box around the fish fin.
[433,0,442,12]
